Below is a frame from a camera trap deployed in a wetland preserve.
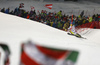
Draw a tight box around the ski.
[67,33,86,39]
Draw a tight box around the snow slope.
[77,28,100,44]
[0,12,100,65]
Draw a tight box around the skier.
[68,15,81,37]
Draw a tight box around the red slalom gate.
[76,21,100,33]
[76,21,100,28]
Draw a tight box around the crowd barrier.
[76,21,100,29]
[75,21,100,33]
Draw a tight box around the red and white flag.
[30,6,35,10]
[45,4,53,9]
[20,41,79,65]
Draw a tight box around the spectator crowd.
[0,7,100,31]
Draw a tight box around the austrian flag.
[45,4,53,9]
[20,41,79,65]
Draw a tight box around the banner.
[19,3,24,8]
[20,41,79,65]
[0,44,10,65]
[30,6,35,10]
[45,4,53,9]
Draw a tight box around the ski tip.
[77,36,87,39]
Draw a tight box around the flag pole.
[70,10,73,31]
[71,10,73,16]
[85,10,88,16]
[70,14,73,31]
[78,10,80,15]
[93,8,95,15]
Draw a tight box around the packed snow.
[0,12,100,65]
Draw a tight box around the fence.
[76,21,100,33]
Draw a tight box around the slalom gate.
[76,21,100,33]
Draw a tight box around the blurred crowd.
[0,7,100,30]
